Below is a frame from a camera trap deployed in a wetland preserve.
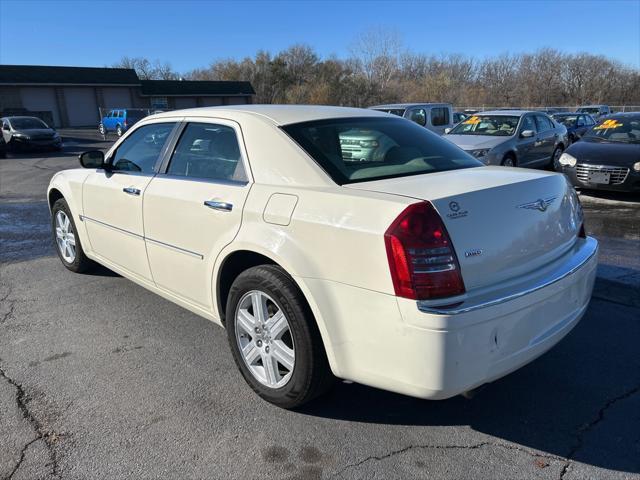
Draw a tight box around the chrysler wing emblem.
[517,196,558,212]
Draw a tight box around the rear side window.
[409,109,427,126]
[167,123,247,182]
[282,117,482,185]
[431,108,450,126]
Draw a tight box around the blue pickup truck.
[99,109,147,137]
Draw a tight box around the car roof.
[3,116,44,120]
[578,105,607,108]
[150,104,389,126]
[471,110,535,116]
[369,103,451,109]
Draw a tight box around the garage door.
[20,87,60,127]
[103,88,132,109]
[174,97,197,109]
[200,97,223,107]
[65,88,99,127]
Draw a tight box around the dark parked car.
[552,113,596,144]
[558,113,640,192]
[99,109,147,137]
[1,116,62,151]
[576,105,611,120]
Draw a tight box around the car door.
[82,121,178,281]
[142,119,252,309]
[104,111,115,130]
[516,114,539,165]
[575,115,588,138]
[533,115,555,162]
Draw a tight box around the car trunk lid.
[346,166,582,291]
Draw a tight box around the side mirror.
[520,130,535,138]
[79,150,106,169]
[444,128,452,134]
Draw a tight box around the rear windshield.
[282,117,482,185]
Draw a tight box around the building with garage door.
[0,65,255,128]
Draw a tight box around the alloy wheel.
[235,290,295,388]
[55,210,76,263]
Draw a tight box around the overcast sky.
[1,0,639,72]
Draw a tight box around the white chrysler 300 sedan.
[48,105,598,408]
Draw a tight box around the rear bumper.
[306,237,598,400]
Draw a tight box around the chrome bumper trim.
[417,237,598,315]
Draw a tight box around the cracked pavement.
[1,132,639,479]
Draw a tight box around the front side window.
[167,123,247,182]
[520,115,537,133]
[431,108,449,126]
[449,115,519,136]
[111,122,175,173]
[535,115,553,132]
[282,116,482,185]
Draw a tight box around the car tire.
[225,265,334,409]
[501,154,517,167]
[116,125,123,137]
[551,146,564,171]
[99,123,106,136]
[51,198,95,273]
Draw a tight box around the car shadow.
[579,189,640,203]
[298,298,640,474]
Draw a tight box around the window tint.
[282,117,482,185]
[576,116,586,127]
[586,115,595,125]
[409,109,426,126]
[520,115,537,133]
[535,115,553,132]
[167,123,247,182]
[111,122,175,173]
[117,111,123,118]
[431,107,450,126]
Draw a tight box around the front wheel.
[98,123,106,136]
[225,265,334,408]
[501,154,516,167]
[51,198,95,273]
[551,146,564,171]
[116,125,123,137]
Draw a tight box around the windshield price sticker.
[464,116,481,125]
[594,119,623,130]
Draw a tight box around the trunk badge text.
[447,201,468,219]
[464,249,483,258]
[517,196,558,212]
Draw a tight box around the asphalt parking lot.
[1,130,639,480]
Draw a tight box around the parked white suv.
[369,103,454,134]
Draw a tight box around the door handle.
[204,200,233,212]
[123,187,141,196]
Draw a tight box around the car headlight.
[633,162,640,172]
[470,149,490,158]
[559,152,577,167]
[359,140,379,148]
[13,133,28,139]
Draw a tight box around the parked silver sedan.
[444,111,568,168]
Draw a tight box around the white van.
[369,103,454,135]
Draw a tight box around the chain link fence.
[455,106,640,114]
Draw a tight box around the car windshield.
[553,115,578,126]
[578,108,601,115]
[583,117,640,144]
[11,117,48,129]
[448,115,519,136]
[282,117,482,185]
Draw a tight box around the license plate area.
[588,171,610,184]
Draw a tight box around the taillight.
[384,202,465,300]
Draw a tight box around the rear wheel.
[51,198,95,273]
[98,123,106,136]
[225,265,334,408]
[501,154,516,167]
[116,125,123,137]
